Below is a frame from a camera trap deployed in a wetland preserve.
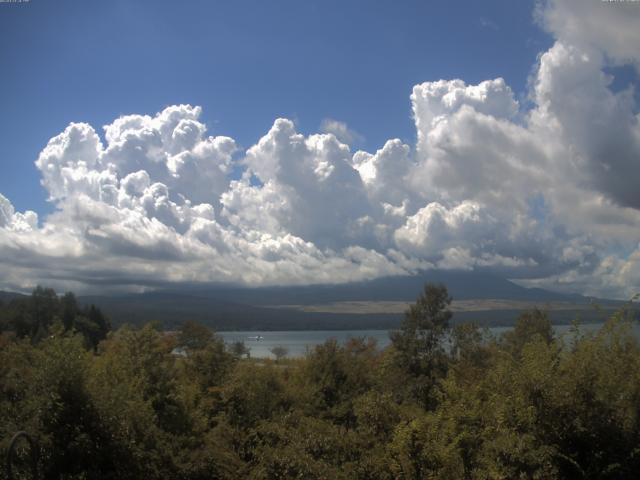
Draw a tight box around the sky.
[0,0,639,299]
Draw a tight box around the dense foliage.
[1,285,639,479]
[0,287,110,350]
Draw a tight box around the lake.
[219,322,640,359]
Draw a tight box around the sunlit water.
[219,322,640,359]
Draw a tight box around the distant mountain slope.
[75,270,627,331]
[0,291,27,302]
[4,270,626,331]
[181,270,589,305]
[77,292,405,331]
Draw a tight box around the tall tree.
[29,286,59,341]
[60,291,78,331]
[390,283,452,408]
[502,307,553,356]
[178,320,214,351]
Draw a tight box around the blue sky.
[1,0,548,215]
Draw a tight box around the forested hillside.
[1,285,639,479]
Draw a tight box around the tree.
[60,291,78,331]
[229,340,250,358]
[178,320,214,351]
[390,283,452,408]
[75,304,111,350]
[270,345,289,361]
[222,362,290,429]
[502,307,553,356]
[29,286,59,341]
[449,322,494,385]
[5,298,33,339]
[186,335,235,392]
[297,338,378,427]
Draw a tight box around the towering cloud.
[0,0,639,298]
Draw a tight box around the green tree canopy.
[390,283,452,408]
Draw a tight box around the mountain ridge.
[1,271,628,330]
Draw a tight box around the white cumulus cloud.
[1,0,639,298]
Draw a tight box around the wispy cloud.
[320,118,364,145]
[479,16,499,30]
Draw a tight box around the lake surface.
[220,322,640,359]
